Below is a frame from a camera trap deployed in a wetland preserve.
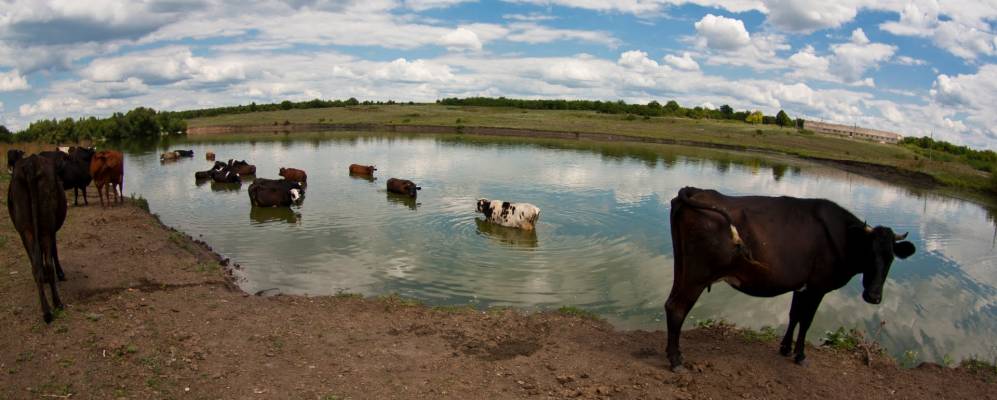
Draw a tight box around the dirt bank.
[1,184,994,400]
[188,123,943,191]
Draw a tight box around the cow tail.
[27,170,46,280]
[675,187,765,269]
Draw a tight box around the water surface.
[123,133,997,363]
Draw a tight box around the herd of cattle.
[6,145,919,371]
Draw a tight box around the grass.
[740,326,780,342]
[961,357,997,380]
[821,327,862,351]
[184,104,995,198]
[128,193,150,212]
[431,304,476,313]
[555,306,602,321]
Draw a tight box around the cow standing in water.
[279,167,307,184]
[386,178,420,197]
[7,155,68,323]
[349,164,376,176]
[476,199,541,230]
[90,150,124,207]
[665,187,915,371]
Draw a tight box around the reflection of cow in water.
[476,199,540,231]
[385,192,418,210]
[250,206,301,224]
[474,218,538,248]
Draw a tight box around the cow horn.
[864,225,873,233]
[894,232,908,241]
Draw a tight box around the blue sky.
[0,0,996,149]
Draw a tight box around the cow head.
[405,182,421,197]
[288,182,304,203]
[857,225,916,304]
[476,199,492,217]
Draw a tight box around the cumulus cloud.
[371,58,455,83]
[765,0,857,33]
[440,27,483,51]
[82,47,247,86]
[787,30,895,85]
[0,70,31,91]
[694,14,751,51]
[663,52,699,71]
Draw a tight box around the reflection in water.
[349,172,377,182]
[386,192,419,210]
[119,133,997,363]
[474,218,539,248]
[250,206,301,224]
[210,182,242,192]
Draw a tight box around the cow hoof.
[43,313,54,324]
[779,345,792,356]
[794,356,808,366]
[670,364,688,373]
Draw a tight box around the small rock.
[596,386,612,395]
[556,375,575,385]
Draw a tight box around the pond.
[122,133,997,363]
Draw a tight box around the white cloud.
[0,70,31,91]
[694,14,751,51]
[81,47,247,86]
[895,55,927,66]
[663,52,699,71]
[505,23,619,47]
[765,0,857,33]
[404,0,476,11]
[371,58,455,83]
[440,27,483,51]
[829,30,896,82]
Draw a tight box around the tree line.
[436,97,799,127]
[0,107,186,144]
[900,136,997,173]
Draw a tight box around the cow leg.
[97,183,105,207]
[665,283,707,372]
[790,291,825,365]
[73,187,79,206]
[52,235,65,281]
[82,186,88,206]
[780,293,803,356]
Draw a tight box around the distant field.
[129,104,997,199]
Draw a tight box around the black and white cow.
[476,199,541,231]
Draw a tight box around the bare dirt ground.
[1,182,994,400]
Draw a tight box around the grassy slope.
[164,104,996,195]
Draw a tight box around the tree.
[719,104,734,119]
[745,111,764,124]
[663,100,681,114]
[280,100,294,110]
[0,125,11,143]
[775,110,792,127]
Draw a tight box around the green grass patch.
[821,327,862,351]
[740,326,780,342]
[128,193,150,212]
[333,291,363,299]
[555,306,602,321]
[961,357,997,379]
[195,262,219,273]
[693,317,732,329]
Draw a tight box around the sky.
[0,0,996,150]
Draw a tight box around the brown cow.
[8,155,68,323]
[229,159,256,176]
[386,178,421,197]
[206,152,216,161]
[279,167,307,184]
[349,164,376,176]
[90,150,124,207]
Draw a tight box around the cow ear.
[893,241,916,259]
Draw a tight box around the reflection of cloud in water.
[123,136,997,363]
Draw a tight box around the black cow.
[195,161,228,180]
[665,187,915,371]
[7,155,69,323]
[211,168,240,183]
[175,149,194,158]
[248,178,303,207]
[386,178,421,197]
[7,149,24,173]
[40,149,93,206]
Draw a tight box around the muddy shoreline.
[1,178,994,399]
